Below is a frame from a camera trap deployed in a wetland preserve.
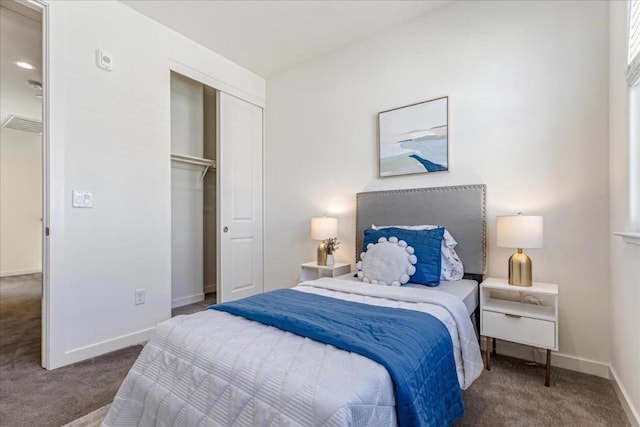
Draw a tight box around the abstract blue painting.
[378,97,448,177]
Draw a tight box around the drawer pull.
[504,313,522,319]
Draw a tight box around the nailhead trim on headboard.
[355,184,487,275]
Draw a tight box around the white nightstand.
[480,277,559,387]
[300,262,351,282]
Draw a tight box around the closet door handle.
[223,226,229,233]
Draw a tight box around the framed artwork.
[378,96,448,177]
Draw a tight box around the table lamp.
[311,217,337,266]
[496,213,543,286]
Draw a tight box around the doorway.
[170,71,218,315]
[168,68,265,315]
[0,0,46,368]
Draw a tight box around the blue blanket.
[209,289,464,426]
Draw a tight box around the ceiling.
[121,0,449,78]
[0,2,42,125]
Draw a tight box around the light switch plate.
[72,191,93,208]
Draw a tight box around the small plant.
[325,237,340,254]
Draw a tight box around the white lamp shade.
[311,217,337,240]
[496,215,543,248]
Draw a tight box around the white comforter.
[103,278,483,427]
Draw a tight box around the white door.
[218,92,263,302]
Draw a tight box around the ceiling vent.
[1,115,42,134]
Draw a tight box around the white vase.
[326,254,335,267]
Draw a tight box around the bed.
[338,275,479,318]
[354,185,486,326]
[104,184,486,427]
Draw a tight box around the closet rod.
[171,153,216,179]
[171,153,216,168]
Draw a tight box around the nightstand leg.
[485,337,491,371]
[545,349,552,387]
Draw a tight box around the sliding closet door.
[218,92,263,302]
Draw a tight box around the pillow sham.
[356,237,417,286]
[363,227,444,287]
[372,224,464,281]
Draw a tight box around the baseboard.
[204,284,216,295]
[49,327,154,370]
[0,268,42,277]
[610,365,640,427]
[481,340,611,378]
[172,292,204,309]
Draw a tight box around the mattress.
[104,278,483,427]
[336,273,479,316]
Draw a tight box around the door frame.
[13,0,50,368]
[167,60,265,307]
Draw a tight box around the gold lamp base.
[508,248,533,286]
[317,240,328,266]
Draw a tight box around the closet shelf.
[171,153,216,179]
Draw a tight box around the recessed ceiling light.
[15,61,36,70]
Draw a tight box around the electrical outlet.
[134,289,145,305]
[96,49,113,71]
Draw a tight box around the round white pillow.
[356,236,417,286]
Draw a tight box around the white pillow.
[372,224,464,281]
[356,236,417,286]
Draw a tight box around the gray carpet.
[172,292,216,317]
[457,355,629,426]
[0,274,142,427]
[1,275,629,426]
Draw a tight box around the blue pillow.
[363,227,444,287]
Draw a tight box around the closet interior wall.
[170,72,217,308]
[203,86,217,298]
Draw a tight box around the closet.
[170,71,263,308]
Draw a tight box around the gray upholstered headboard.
[356,185,487,276]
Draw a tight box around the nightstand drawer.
[482,310,555,349]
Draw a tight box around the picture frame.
[378,96,449,178]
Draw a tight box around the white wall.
[45,0,265,369]
[609,1,640,424]
[170,73,204,308]
[0,129,42,276]
[266,0,611,373]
